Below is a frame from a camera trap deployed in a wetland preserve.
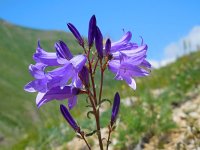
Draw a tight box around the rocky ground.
[56,89,200,150]
[143,94,200,150]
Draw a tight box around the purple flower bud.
[55,40,73,60]
[95,26,103,59]
[67,23,84,47]
[111,92,120,126]
[79,66,89,88]
[88,15,96,48]
[60,104,80,132]
[105,38,111,56]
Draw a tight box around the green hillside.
[0,20,84,149]
[0,20,200,149]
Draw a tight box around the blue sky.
[0,0,200,62]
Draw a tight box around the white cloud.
[151,26,200,68]
[164,26,200,60]
[149,58,175,69]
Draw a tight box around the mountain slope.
[0,20,83,149]
[0,19,200,149]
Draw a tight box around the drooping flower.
[107,31,151,90]
[24,63,49,93]
[111,92,120,127]
[25,40,87,108]
[33,41,60,66]
[36,86,80,109]
[48,52,87,89]
[67,23,84,47]
[60,104,80,131]
[88,15,96,48]
[110,31,134,52]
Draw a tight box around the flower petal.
[108,60,120,74]
[29,63,46,79]
[68,96,77,110]
[111,31,132,52]
[33,41,59,66]
[24,78,48,93]
[112,45,147,59]
[72,74,82,88]
[36,86,78,108]
[55,40,73,60]
[70,55,87,72]
[48,64,74,88]
[124,77,136,90]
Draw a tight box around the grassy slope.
[0,20,83,149]
[0,19,200,149]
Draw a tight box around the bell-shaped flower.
[36,86,80,109]
[60,104,80,132]
[110,31,134,52]
[107,31,151,90]
[37,40,86,89]
[24,63,50,93]
[25,40,87,109]
[108,51,150,90]
[33,41,60,66]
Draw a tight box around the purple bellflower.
[36,86,80,109]
[50,43,87,89]
[111,92,120,127]
[33,41,59,66]
[107,31,151,90]
[24,15,151,149]
[25,40,86,108]
[60,104,80,132]
[24,63,49,93]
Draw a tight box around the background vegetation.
[0,19,199,149]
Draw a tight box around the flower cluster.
[24,15,151,149]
